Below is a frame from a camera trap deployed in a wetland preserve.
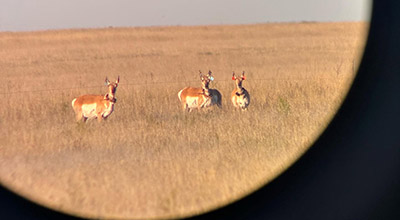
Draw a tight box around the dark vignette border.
[1,0,399,220]
[193,1,400,219]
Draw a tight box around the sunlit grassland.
[0,22,367,219]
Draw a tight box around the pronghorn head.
[232,71,246,87]
[104,76,120,101]
[206,70,214,82]
[199,71,212,90]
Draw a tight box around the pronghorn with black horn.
[206,70,222,108]
[231,71,250,110]
[72,76,120,122]
[178,71,213,112]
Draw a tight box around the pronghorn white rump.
[178,71,214,112]
[231,71,250,110]
[72,76,120,122]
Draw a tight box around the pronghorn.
[178,71,214,112]
[231,71,250,110]
[206,71,222,108]
[72,76,120,122]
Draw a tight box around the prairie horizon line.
[0,20,368,34]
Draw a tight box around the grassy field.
[0,22,367,219]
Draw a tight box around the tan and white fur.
[72,76,119,122]
[178,71,213,112]
[231,71,250,110]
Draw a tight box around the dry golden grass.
[0,22,367,219]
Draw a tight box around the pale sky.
[0,0,371,32]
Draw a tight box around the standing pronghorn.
[72,76,120,122]
[178,71,214,112]
[231,71,250,110]
[206,71,222,108]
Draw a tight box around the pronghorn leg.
[97,113,103,122]
[188,105,193,112]
[183,103,191,112]
[75,112,83,122]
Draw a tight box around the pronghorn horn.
[242,71,246,80]
[116,76,120,83]
[105,77,110,85]
[232,72,236,80]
